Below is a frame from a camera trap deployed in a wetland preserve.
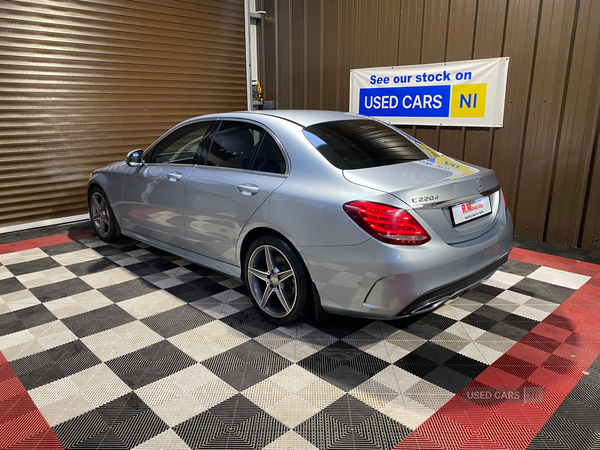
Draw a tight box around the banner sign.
[349,57,509,127]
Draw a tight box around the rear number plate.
[451,196,492,226]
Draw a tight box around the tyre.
[88,186,119,243]
[244,235,311,325]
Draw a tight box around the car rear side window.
[250,132,286,174]
[303,120,428,170]
[204,121,286,174]
[205,121,261,169]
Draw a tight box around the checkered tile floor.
[0,229,599,449]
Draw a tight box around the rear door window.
[250,132,286,174]
[204,121,261,169]
[303,119,428,170]
[203,121,286,174]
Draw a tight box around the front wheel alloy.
[90,191,111,238]
[88,187,119,243]
[244,236,311,325]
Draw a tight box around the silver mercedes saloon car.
[88,110,513,325]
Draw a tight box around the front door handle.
[237,183,259,196]
[167,172,183,182]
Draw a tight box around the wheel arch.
[239,227,298,282]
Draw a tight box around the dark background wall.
[0,0,247,228]
[256,0,600,251]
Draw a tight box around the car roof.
[191,110,370,128]
[253,110,369,127]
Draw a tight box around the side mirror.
[126,149,144,167]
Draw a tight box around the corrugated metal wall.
[256,0,600,251]
[0,0,247,228]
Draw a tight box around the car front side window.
[148,121,213,165]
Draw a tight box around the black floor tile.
[166,279,228,302]
[395,353,439,378]
[221,308,278,338]
[315,316,372,339]
[141,304,214,338]
[510,278,575,304]
[0,277,27,295]
[202,352,246,377]
[14,303,57,328]
[473,283,505,298]
[66,258,121,277]
[30,277,93,302]
[413,341,457,364]
[220,364,269,390]
[18,363,67,390]
[488,321,530,340]
[111,408,168,448]
[475,304,513,322]
[95,392,148,425]
[501,313,539,332]
[57,351,103,376]
[93,245,126,257]
[98,278,160,302]
[41,240,88,256]
[175,394,287,450]
[424,366,473,393]
[52,409,108,449]
[46,340,91,362]
[401,320,443,340]
[295,394,411,450]
[5,257,61,276]
[461,312,498,331]
[121,262,165,277]
[321,365,370,391]
[500,259,539,277]
[61,304,136,338]
[443,353,489,379]
[417,313,457,330]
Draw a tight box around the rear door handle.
[237,183,259,196]
[167,172,183,182]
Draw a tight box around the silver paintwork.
[89,110,513,320]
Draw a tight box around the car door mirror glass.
[126,149,144,167]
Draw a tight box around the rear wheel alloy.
[244,236,309,325]
[89,187,118,242]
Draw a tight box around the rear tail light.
[343,201,431,245]
[501,189,507,210]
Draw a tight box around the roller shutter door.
[0,0,247,227]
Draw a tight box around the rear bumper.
[394,253,508,318]
[298,209,513,320]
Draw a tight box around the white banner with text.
[349,57,509,127]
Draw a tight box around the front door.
[121,120,215,248]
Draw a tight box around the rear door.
[121,120,215,248]
[183,120,287,265]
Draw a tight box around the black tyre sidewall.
[244,235,311,326]
[89,187,118,243]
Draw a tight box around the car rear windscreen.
[303,120,429,170]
